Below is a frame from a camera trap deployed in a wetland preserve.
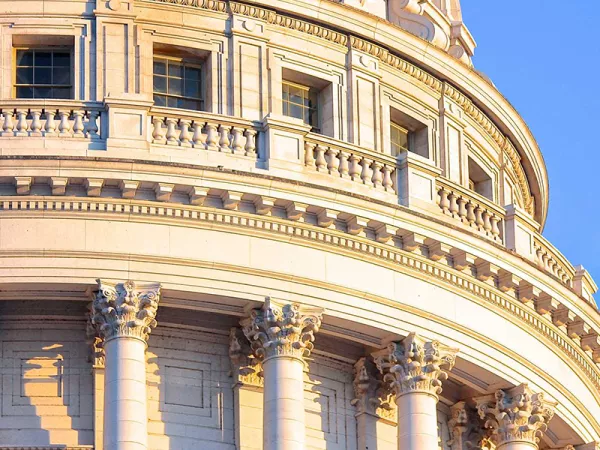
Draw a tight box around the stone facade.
[0,0,598,449]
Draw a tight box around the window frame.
[153,55,204,111]
[390,120,410,157]
[281,80,319,132]
[13,47,74,100]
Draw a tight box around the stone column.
[475,384,556,450]
[373,333,459,450]
[91,280,161,450]
[242,297,323,450]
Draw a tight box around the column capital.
[372,332,458,399]
[241,297,323,362]
[475,384,556,448]
[91,279,161,343]
[351,357,395,419]
[229,327,263,388]
[448,400,493,450]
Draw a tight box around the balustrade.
[533,236,575,287]
[150,108,258,157]
[436,180,504,243]
[304,135,396,193]
[0,103,101,139]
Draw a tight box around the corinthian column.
[91,280,161,450]
[373,333,459,450]
[242,297,323,450]
[475,384,556,450]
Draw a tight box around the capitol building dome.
[0,0,597,449]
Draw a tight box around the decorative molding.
[0,191,599,394]
[91,279,162,343]
[229,327,263,387]
[475,384,556,448]
[372,333,458,398]
[241,297,323,362]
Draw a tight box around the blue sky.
[461,0,600,290]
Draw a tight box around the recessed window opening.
[153,57,203,110]
[468,157,493,201]
[15,49,72,99]
[282,81,318,129]
[389,107,428,158]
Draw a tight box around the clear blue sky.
[461,0,600,290]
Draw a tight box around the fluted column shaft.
[373,333,459,450]
[242,298,323,450]
[91,280,161,450]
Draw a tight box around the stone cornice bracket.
[229,327,263,387]
[91,279,161,344]
[241,297,323,363]
[372,332,459,399]
[475,384,556,449]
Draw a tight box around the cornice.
[1,191,599,399]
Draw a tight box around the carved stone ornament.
[475,384,556,448]
[351,357,395,418]
[229,327,263,387]
[448,401,492,450]
[85,316,105,368]
[91,279,161,343]
[372,332,459,398]
[241,297,323,362]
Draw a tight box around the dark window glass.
[153,57,203,111]
[15,49,73,99]
[282,81,317,128]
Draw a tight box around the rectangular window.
[153,57,203,110]
[15,49,72,99]
[390,121,410,156]
[282,81,318,130]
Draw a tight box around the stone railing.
[150,107,259,156]
[303,133,397,193]
[436,178,504,243]
[0,100,102,139]
[533,235,576,287]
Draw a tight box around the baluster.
[371,161,383,188]
[474,205,485,230]
[348,154,361,181]
[465,200,476,225]
[218,125,231,152]
[179,120,192,146]
[152,117,166,143]
[457,196,468,222]
[204,123,219,150]
[30,110,42,136]
[304,141,316,167]
[448,192,459,217]
[231,127,244,154]
[315,145,327,171]
[58,111,72,137]
[72,111,85,137]
[438,187,450,214]
[15,110,28,136]
[165,118,178,145]
[535,247,544,266]
[325,147,339,175]
[338,151,350,178]
[491,216,501,241]
[2,110,14,136]
[44,110,56,136]
[87,111,100,138]
[244,129,257,157]
[192,122,206,148]
[482,210,492,234]
[360,158,372,185]
[382,166,395,192]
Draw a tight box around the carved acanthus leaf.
[91,280,161,342]
[372,333,458,398]
[229,327,263,387]
[475,384,556,448]
[241,297,323,362]
[448,400,491,450]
